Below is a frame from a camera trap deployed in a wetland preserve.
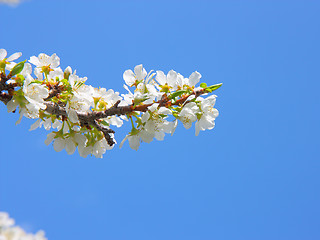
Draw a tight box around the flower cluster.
[0,49,221,158]
[0,212,46,240]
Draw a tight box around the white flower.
[123,64,147,87]
[77,137,112,158]
[141,104,175,140]
[29,53,60,68]
[195,95,219,136]
[121,84,146,105]
[178,102,199,129]
[176,71,202,88]
[23,75,49,111]
[68,73,87,90]
[67,94,91,114]
[156,70,178,89]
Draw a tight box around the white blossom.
[178,102,199,129]
[195,95,219,136]
[123,64,147,86]
[29,53,60,69]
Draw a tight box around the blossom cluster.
[0,212,46,240]
[0,49,221,158]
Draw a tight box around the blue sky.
[1,0,320,239]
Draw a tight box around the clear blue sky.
[1,0,320,239]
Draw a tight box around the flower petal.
[0,49,7,60]
[65,139,76,155]
[134,64,147,80]
[29,119,41,131]
[67,108,79,123]
[189,71,202,86]
[53,138,66,152]
[156,70,166,85]
[128,135,140,150]
[45,132,56,146]
[123,70,136,86]
[7,52,22,62]
[29,56,41,67]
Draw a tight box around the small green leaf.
[206,83,222,92]
[9,60,26,76]
[100,120,110,126]
[169,90,186,100]
[200,82,207,88]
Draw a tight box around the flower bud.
[64,66,72,79]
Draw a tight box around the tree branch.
[1,72,208,147]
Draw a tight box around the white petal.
[195,121,200,136]
[7,99,18,113]
[167,70,177,87]
[158,107,171,115]
[53,138,66,152]
[52,119,62,129]
[21,63,32,76]
[7,52,22,62]
[189,71,202,86]
[171,119,178,136]
[5,62,16,71]
[78,145,92,158]
[29,56,41,67]
[107,116,123,127]
[148,103,159,112]
[65,138,76,155]
[128,135,140,150]
[156,70,166,85]
[67,108,79,123]
[50,53,60,68]
[29,119,41,131]
[0,49,7,60]
[134,64,147,80]
[74,134,87,147]
[141,112,150,123]
[123,70,136,86]
[139,130,154,143]
[63,122,69,134]
[199,116,215,130]
[45,132,56,146]
[42,118,51,130]
[162,121,174,134]
[15,109,25,125]
[154,131,165,141]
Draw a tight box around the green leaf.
[169,90,186,100]
[9,60,26,76]
[200,82,207,88]
[206,83,222,92]
[100,120,110,126]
